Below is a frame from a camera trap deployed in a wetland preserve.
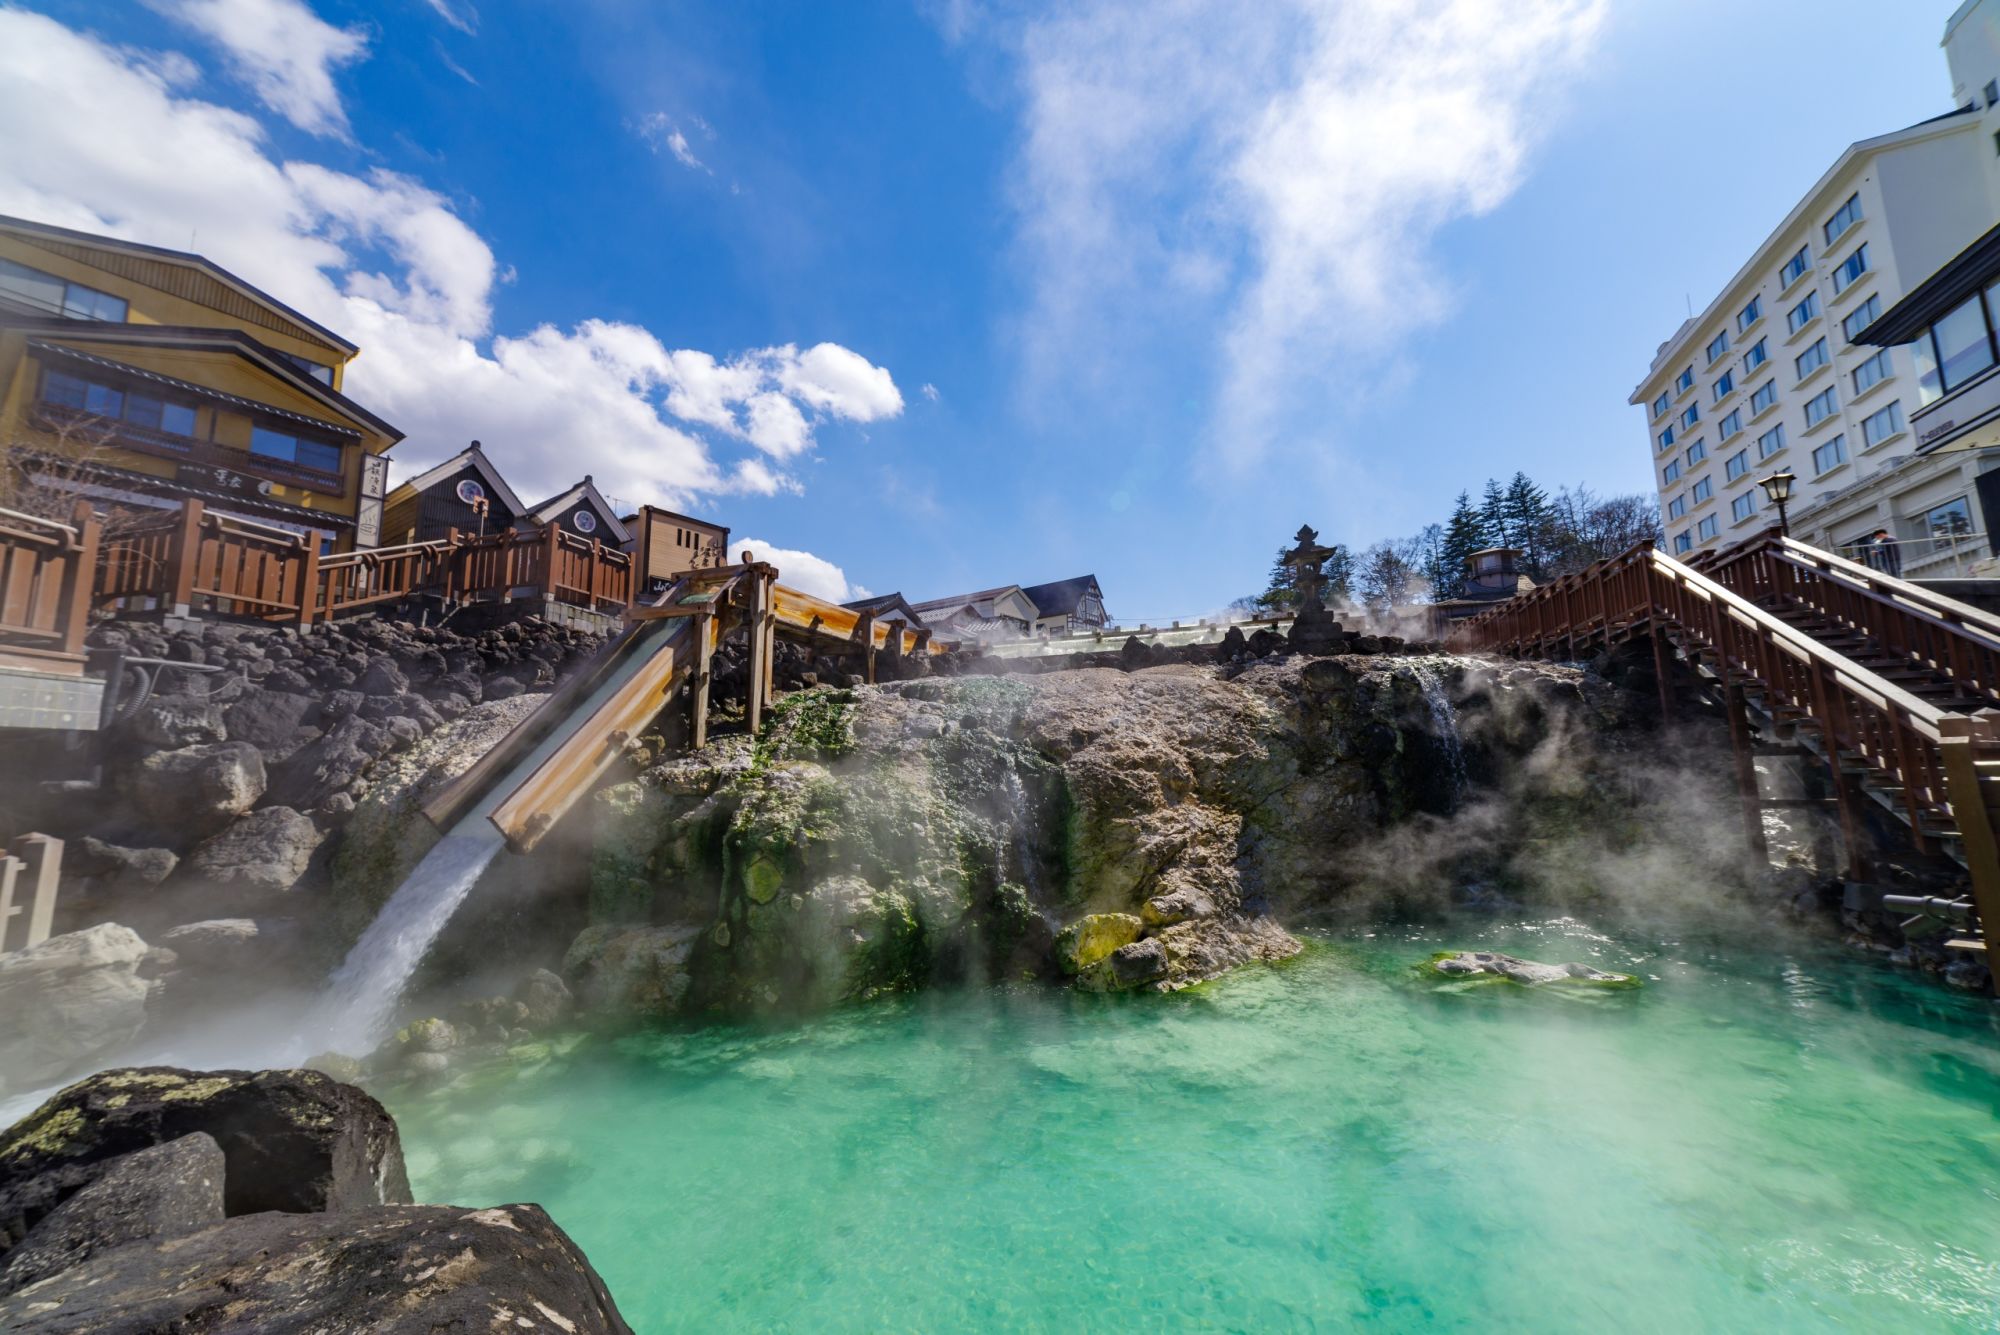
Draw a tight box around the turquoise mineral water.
[389,920,2000,1332]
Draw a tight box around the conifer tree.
[1501,472,1552,578]
[1439,491,1488,598]
[1479,478,1509,546]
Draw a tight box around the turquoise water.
[390,920,2000,1332]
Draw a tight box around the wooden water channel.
[1452,530,2000,970]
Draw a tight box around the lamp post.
[1757,468,1797,538]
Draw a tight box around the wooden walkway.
[1451,532,2000,970]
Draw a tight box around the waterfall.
[1411,662,1468,803]
[305,829,506,1056]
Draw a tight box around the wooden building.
[0,214,401,551]
[909,585,1043,639]
[1022,575,1108,634]
[379,440,529,546]
[625,504,730,599]
[522,477,630,547]
[843,592,925,628]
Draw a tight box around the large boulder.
[0,1133,224,1295]
[178,807,324,910]
[0,925,154,1097]
[117,743,266,843]
[0,1202,631,1333]
[0,1067,412,1255]
[220,689,317,762]
[122,695,226,749]
[563,924,703,1019]
[1054,913,1143,974]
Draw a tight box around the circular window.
[455,479,486,504]
[573,509,597,534]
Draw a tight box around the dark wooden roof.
[1021,574,1103,618]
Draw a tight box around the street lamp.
[1758,468,1797,538]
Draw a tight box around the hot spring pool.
[387,920,2000,1331]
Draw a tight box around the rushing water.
[389,919,2000,1332]
[1410,662,1469,803]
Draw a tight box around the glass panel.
[82,382,123,417]
[1913,331,1943,406]
[1934,294,1996,393]
[1927,497,1973,538]
[161,402,196,436]
[40,370,88,408]
[61,284,127,322]
[250,426,297,462]
[297,439,343,473]
[0,257,66,315]
[124,394,164,429]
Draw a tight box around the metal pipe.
[1880,894,1973,917]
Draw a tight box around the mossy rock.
[1054,913,1143,975]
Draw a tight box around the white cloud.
[920,382,940,403]
[730,539,857,603]
[1001,0,1603,466]
[154,0,368,138]
[425,0,478,36]
[0,9,902,511]
[635,112,709,172]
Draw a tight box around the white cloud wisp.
[154,0,369,138]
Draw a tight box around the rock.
[0,925,154,1097]
[1078,937,1169,991]
[563,924,703,1018]
[0,1067,412,1255]
[0,1202,632,1333]
[220,689,315,759]
[397,1017,457,1053]
[123,696,227,749]
[1140,888,1214,928]
[269,715,389,808]
[117,743,267,842]
[1423,951,1640,988]
[64,839,177,893]
[1054,913,1143,975]
[513,968,573,1031]
[0,1134,224,1295]
[177,808,324,910]
[355,656,409,696]
[485,675,525,701]
[155,918,301,973]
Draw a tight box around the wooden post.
[59,501,100,659]
[690,609,715,750]
[759,568,777,707]
[1722,679,1770,866]
[296,532,321,627]
[443,527,462,602]
[1937,717,2000,968]
[6,834,60,952]
[881,617,905,681]
[852,608,877,685]
[1648,616,1675,722]
[543,521,562,605]
[745,569,767,735]
[169,499,204,618]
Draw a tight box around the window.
[1662,459,1681,485]
[1725,449,1749,481]
[1832,244,1869,294]
[1697,515,1719,541]
[1691,475,1713,504]
[1751,379,1778,414]
[1676,366,1695,395]
[1852,348,1892,394]
[1823,193,1862,246]
[1987,79,1999,108]
[1912,290,1999,406]
[1673,531,1693,554]
[40,369,195,436]
[1743,338,1768,373]
[1788,290,1821,333]
[1732,492,1758,523]
[1667,494,1688,520]
[1657,425,1676,451]
[1719,409,1742,440]
[280,352,335,386]
[1795,337,1829,380]
[1842,293,1881,342]
[0,257,127,322]
[1681,403,1700,430]
[1811,434,1847,474]
[1652,392,1671,418]
[1781,245,1811,287]
[1758,423,1786,458]
[1860,400,1903,449]
[249,425,343,475]
[1686,439,1706,465]
[1712,370,1734,401]
[1738,296,1762,331]
[1706,331,1730,364]
[1804,385,1838,428]
[1926,496,1974,539]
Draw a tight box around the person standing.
[1867,527,1902,578]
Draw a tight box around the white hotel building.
[1632,1,2000,576]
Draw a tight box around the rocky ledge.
[0,1066,627,1333]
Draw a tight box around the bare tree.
[1,415,117,524]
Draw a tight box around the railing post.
[4,834,61,952]
[169,498,204,618]
[296,532,321,627]
[543,521,562,603]
[1937,715,2000,970]
[58,500,100,659]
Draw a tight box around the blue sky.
[0,0,1970,616]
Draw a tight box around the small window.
[1795,337,1829,380]
[1842,294,1881,342]
[1758,424,1787,458]
[1738,296,1762,331]
[1823,193,1862,246]
[1751,380,1778,414]
[1732,492,1758,523]
[1652,392,1671,418]
[1712,370,1734,401]
[1681,403,1700,430]
[1860,400,1903,449]
[1725,449,1749,481]
[1781,245,1811,287]
[1926,496,1974,538]
[281,352,336,386]
[1812,434,1847,475]
[1673,531,1693,554]
[1788,290,1821,333]
[1658,425,1677,451]
[59,282,127,322]
[1832,244,1869,294]
[1706,331,1730,364]
[1697,515,1720,541]
[1667,494,1688,520]
[1676,366,1695,395]
[1852,348,1893,394]
[1719,409,1743,440]
[1686,439,1707,465]
[1804,386,1839,428]
[250,425,343,475]
[1986,79,1998,108]
[123,393,197,436]
[1743,338,1768,373]
[1662,459,1682,485]
[1692,475,1713,503]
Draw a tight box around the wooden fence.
[0,501,101,674]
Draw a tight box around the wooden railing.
[0,502,100,674]
[1694,531,2000,706]
[96,499,319,623]
[314,537,457,620]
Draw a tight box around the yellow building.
[0,214,401,550]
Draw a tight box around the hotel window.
[1751,379,1778,414]
[1758,423,1786,458]
[1731,492,1758,523]
[1852,348,1892,394]
[1743,338,1768,374]
[1681,403,1700,430]
[1804,385,1838,428]
[40,369,196,436]
[1691,475,1713,504]
[1832,244,1869,294]
[1712,370,1734,401]
[1926,496,1974,539]
[1811,434,1847,475]
[0,258,128,322]
[1676,366,1695,395]
[1652,392,1671,418]
[1841,293,1881,343]
[1860,400,1903,449]
[1823,193,1862,246]
[1658,425,1676,451]
[1673,531,1693,554]
[250,425,343,475]
[1911,287,1999,406]
[1781,245,1811,287]
[1738,295,1762,331]
[1795,337,1828,380]
[1686,439,1706,465]
[1662,459,1681,485]
[1725,449,1749,481]
[1719,409,1742,440]
[1667,494,1688,520]
[1705,331,1730,364]
[1788,290,1820,333]
[1697,515,1720,541]
[280,352,336,386]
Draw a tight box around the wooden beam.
[1938,718,2000,971]
[690,609,715,751]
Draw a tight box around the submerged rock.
[1422,951,1640,988]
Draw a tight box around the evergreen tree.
[1479,478,1508,546]
[1253,538,1352,611]
[1438,491,1487,598]
[1501,471,1552,578]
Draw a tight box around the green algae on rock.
[1420,950,1642,988]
